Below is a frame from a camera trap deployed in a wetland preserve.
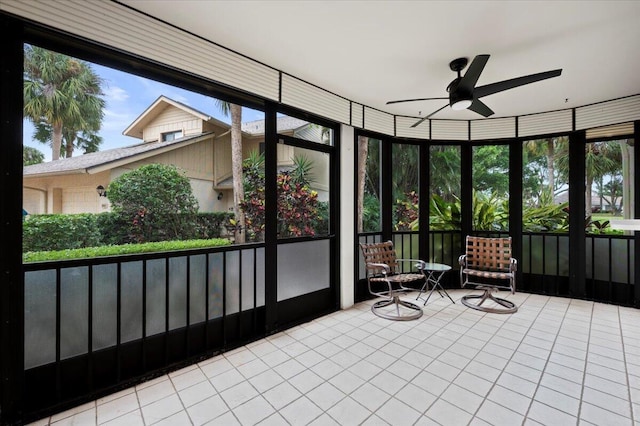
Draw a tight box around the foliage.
[240,151,266,241]
[95,212,131,245]
[430,146,461,203]
[392,144,419,201]
[239,150,324,241]
[472,145,509,195]
[107,164,199,243]
[394,191,419,231]
[362,193,381,232]
[23,146,44,166]
[23,214,102,252]
[23,238,231,263]
[196,212,235,239]
[277,172,319,237]
[472,191,509,231]
[522,202,569,232]
[23,45,105,160]
[290,154,315,186]
[428,194,461,230]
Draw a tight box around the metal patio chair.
[459,235,518,314]
[359,240,426,320]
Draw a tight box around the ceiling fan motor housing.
[448,80,473,109]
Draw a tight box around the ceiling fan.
[386,54,562,128]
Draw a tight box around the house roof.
[23,132,213,177]
[24,95,312,178]
[123,95,230,139]
[242,116,309,135]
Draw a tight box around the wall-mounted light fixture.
[96,185,108,197]
[217,192,224,200]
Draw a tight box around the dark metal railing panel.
[586,235,634,285]
[145,259,166,336]
[208,252,224,320]
[23,244,266,418]
[522,233,569,277]
[24,270,57,369]
[585,234,634,304]
[92,264,118,350]
[428,231,462,268]
[121,261,143,342]
[60,266,89,360]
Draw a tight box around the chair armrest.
[458,254,467,267]
[366,262,391,274]
[510,258,517,272]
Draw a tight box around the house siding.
[23,171,112,215]
[143,107,204,142]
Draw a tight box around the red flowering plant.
[276,172,319,237]
[239,152,320,241]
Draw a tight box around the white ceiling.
[122,0,640,122]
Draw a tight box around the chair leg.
[371,295,423,321]
[461,287,517,314]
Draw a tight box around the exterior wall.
[142,106,204,142]
[122,138,214,179]
[214,132,232,185]
[22,171,112,214]
[190,177,225,212]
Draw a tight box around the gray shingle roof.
[242,116,308,135]
[24,133,212,176]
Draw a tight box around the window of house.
[162,130,183,142]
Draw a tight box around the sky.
[23,60,265,162]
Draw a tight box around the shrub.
[23,238,231,263]
[95,212,131,245]
[107,164,199,243]
[23,213,101,252]
[195,212,234,238]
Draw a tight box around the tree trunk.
[621,139,633,219]
[65,135,76,158]
[230,103,245,244]
[585,174,593,219]
[546,139,555,194]
[52,122,63,161]
[357,136,368,233]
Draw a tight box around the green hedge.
[23,214,102,252]
[23,238,231,263]
[23,211,234,252]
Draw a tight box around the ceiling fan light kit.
[387,54,562,127]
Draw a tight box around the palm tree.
[32,119,103,158]
[23,45,105,160]
[23,146,44,166]
[216,100,245,243]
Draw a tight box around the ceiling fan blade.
[458,54,490,93]
[468,99,494,117]
[410,104,449,127]
[474,69,562,98]
[386,97,448,105]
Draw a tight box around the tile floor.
[28,289,640,426]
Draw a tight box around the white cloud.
[103,85,129,102]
